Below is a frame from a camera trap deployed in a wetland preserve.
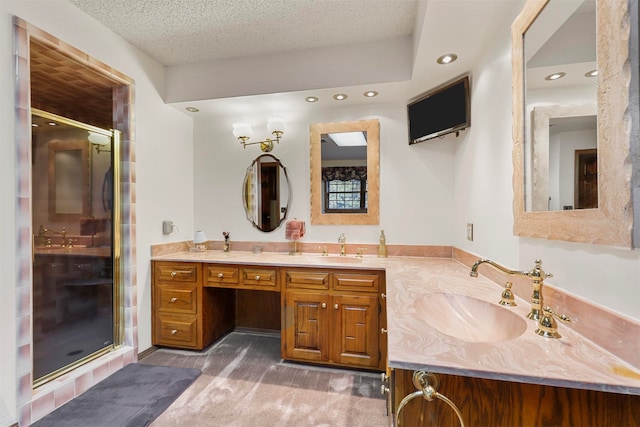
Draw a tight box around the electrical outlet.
[466,223,474,241]
[162,220,174,235]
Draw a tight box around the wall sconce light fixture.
[232,116,286,152]
[88,131,111,153]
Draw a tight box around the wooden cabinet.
[391,368,640,427]
[282,267,385,370]
[204,264,279,291]
[152,261,234,350]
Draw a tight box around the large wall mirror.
[310,119,379,225]
[512,0,635,247]
[242,153,291,232]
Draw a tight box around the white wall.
[452,6,640,321]
[193,103,456,247]
[0,1,194,421]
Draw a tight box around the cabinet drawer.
[156,283,198,314]
[154,262,199,283]
[333,273,379,292]
[241,267,279,290]
[205,265,239,286]
[154,314,198,348]
[285,270,330,290]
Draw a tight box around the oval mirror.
[242,154,291,232]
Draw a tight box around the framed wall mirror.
[310,119,379,225]
[242,153,291,232]
[512,0,635,247]
[47,140,91,222]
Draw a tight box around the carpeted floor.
[141,331,389,427]
[32,363,201,427]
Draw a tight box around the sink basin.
[318,256,363,264]
[414,293,527,343]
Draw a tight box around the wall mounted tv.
[407,75,470,145]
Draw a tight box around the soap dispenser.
[378,230,388,258]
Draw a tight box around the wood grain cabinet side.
[391,368,640,427]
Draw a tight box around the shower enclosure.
[31,109,122,385]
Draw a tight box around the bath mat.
[32,363,201,427]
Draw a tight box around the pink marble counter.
[152,250,640,396]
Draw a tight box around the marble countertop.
[152,250,640,396]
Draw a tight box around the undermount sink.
[318,256,363,264]
[414,293,527,343]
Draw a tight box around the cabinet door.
[332,294,379,368]
[283,291,330,362]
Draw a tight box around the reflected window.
[324,178,367,213]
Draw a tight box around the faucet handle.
[535,306,570,339]
[356,247,367,258]
[319,245,328,256]
[498,281,517,306]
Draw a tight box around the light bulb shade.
[193,230,208,244]
[232,122,253,139]
[88,131,110,146]
[267,116,286,134]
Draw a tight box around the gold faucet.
[38,225,68,247]
[470,258,552,321]
[338,233,346,256]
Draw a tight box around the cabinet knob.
[170,329,178,335]
[217,273,224,278]
[255,275,261,281]
[170,297,177,303]
[334,303,339,310]
[381,328,388,334]
[321,302,327,309]
[171,271,177,278]
[381,293,387,299]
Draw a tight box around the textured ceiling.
[68,0,418,66]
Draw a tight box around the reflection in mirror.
[525,0,597,212]
[48,141,90,219]
[512,0,634,247]
[242,154,291,232]
[530,103,597,211]
[310,120,379,225]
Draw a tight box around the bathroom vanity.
[151,256,386,371]
[151,250,640,426]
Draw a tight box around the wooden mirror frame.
[512,0,634,247]
[310,119,380,225]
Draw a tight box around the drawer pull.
[381,293,387,299]
[170,270,192,278]
[255,275,260,281]
[381,328,388,334]
[170,329,178,335]
[334,303,339,310]
[321,302,327,309]
[217,273,224,278]
[170,297,177,303]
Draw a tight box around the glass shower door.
[31,109,119,385]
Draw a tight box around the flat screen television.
[407,75,470,145]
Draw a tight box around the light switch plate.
[467,223,473,241]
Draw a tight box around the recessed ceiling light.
[32,123,39,127]
[363,90,379,98]
[436,53,458,65]
[305,96,319,103]
[333,94,348,101]
[545,72,566,81]
[585,69,598,78]
[47,122,57,126]
[185,107,199,112]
